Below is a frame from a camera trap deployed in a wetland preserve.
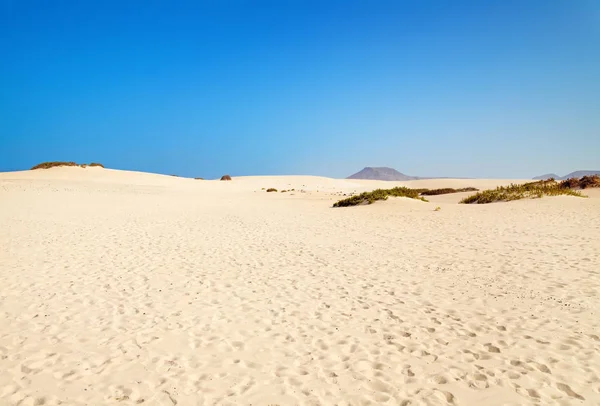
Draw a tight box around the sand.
[1,167,599,405]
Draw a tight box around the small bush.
[80,164,87,168]
[579,175,600,189]
[89,162,104,168]
[559,175,600,189]
[333,187,428,207]
[194,177,204,180]
[420,187,479,196]
[31,161,78,170]
[220,174,232,181]
[281,190,288,193]
[460,180,584,204]
[434,206,441,211]
[266,188,277,192]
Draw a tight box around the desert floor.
[1,167,599,406]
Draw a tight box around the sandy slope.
[1,167,599,405]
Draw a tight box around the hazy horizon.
[1,1,599,179]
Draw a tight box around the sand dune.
[1,167,599,405]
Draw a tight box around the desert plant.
[559,175,600,189]
[578,175,600,189]
[194,177,204,180]
[89,162,104,168]
[420,187,479,196]
[266,188,277,192]
[333,186,428,207]
[80,164,87,168]
[31,161,78,170]
[220,174,232,181]
[460,181,585,204]
[434,206,441,211]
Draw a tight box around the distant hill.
[533,170,600,180]
[561,170,600,179]
[532,173,559,180]
[347,167,420,181]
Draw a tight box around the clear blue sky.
[1,0,599,178]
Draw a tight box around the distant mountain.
[533,170,600,180]
[561,170,600,179]
[532,173,559,180]
[347,167,420,181]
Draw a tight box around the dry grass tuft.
[333,187,428,207]
[460,180,585,204]
[266,188,278,192]
[220,174,232,181]
[31,161,78,170]
[31,161,105,170]
[420,187,479,196]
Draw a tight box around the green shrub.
[333,187,428,207]
[460,181,585,204]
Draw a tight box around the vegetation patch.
[333,187,428,207]
[460,180,585,204]
[31,161,78,170]
[560,175,600,189]
[420,187,479,196]
[266,188,278,192]
[220,174,232,181]
[31,161,105,170]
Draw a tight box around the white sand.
[1,167,599,405]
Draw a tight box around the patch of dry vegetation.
[460,180,585,204]
[333,187,428,207]
[31,161,78,170]
[420,187,479,196]
[266,188,277,192]
[220,174,232,181]
[561,175,600,189]
[31,161,105,170]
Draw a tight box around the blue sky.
[1,0,599,178]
